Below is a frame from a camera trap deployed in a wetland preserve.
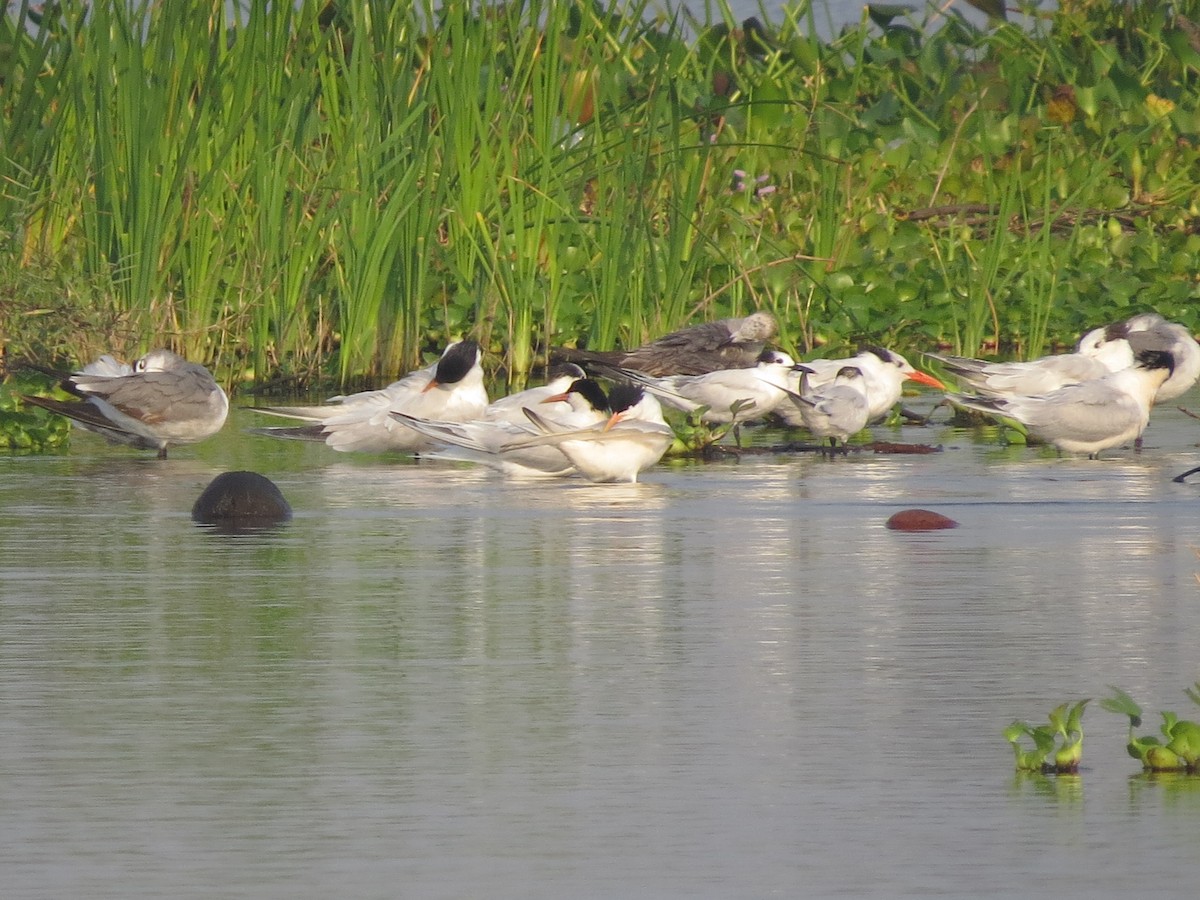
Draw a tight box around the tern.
[510,383,674,483]
[480,363,587,425]
[249,340,487,453]
[785,365,871,452]
[925,325,1134,397]
[551,311,779,376]
[393,378,611,478]
[946,348,1174,458]
[22,348,229,458]
[609,349,798,434]
[786,347,945,423]
[1121,313,1200,401]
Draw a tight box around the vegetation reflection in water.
[4,416,1200,895]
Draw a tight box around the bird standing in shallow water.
[23,348,229,459]
[600,349,797,445]
[786,365,871,453]
[249,340,487,453]
[512,383,674,483]
[786,347,945,424]
[393,378,612,478]
[946,348,1174,458]
[924,325,1134,398]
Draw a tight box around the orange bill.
[907,370,946,389]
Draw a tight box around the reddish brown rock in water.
[886,509,958,531]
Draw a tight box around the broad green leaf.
[1100,687,1143,725]
[1066,699,1090,736]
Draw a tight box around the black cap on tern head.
[433,340,480,386]
[606,382,645,414]
[567,378,610,412]
[862,345,898,365]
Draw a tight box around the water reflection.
[1010,772,1086,805]
[3,403,1200,897]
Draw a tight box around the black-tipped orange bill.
[908,370,946,389]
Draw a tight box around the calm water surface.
[3,396,1200,899]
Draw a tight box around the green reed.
[2,0,1198,385]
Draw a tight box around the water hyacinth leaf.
[787,36,819,73]
[867,5,913,30]
[1160,711,1179,739]
[1167,722,1200,767]
[1165,28,1200,73]
[1029,726,1055,754]
[1184,682,1200,707]
[1065,699,1089,737]
[899,116,940,147]
[862,92,900,127]
[1003,722,1026,744]
[1100,687,1144,726]
[1047,702,1069,735]
[747,76,786,130]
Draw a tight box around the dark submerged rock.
[192,471,292,528]
[886,508,959,531]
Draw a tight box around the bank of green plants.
[1,0,1199,389]
[0,374,70,452]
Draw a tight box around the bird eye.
[134,359,147,372]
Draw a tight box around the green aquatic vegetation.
[662,399,755,455]
[665,407,731,456]
[1004,699,1089,774]
[0,378,71,453]
[1100,685,1200,773]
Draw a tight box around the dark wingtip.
[1135,348,1175,374]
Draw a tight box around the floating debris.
[886,509,959,531]
[192,470,292,530]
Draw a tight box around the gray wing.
[1020,382,1142,443]
[85,366,218,424]
[636,319,738,352]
